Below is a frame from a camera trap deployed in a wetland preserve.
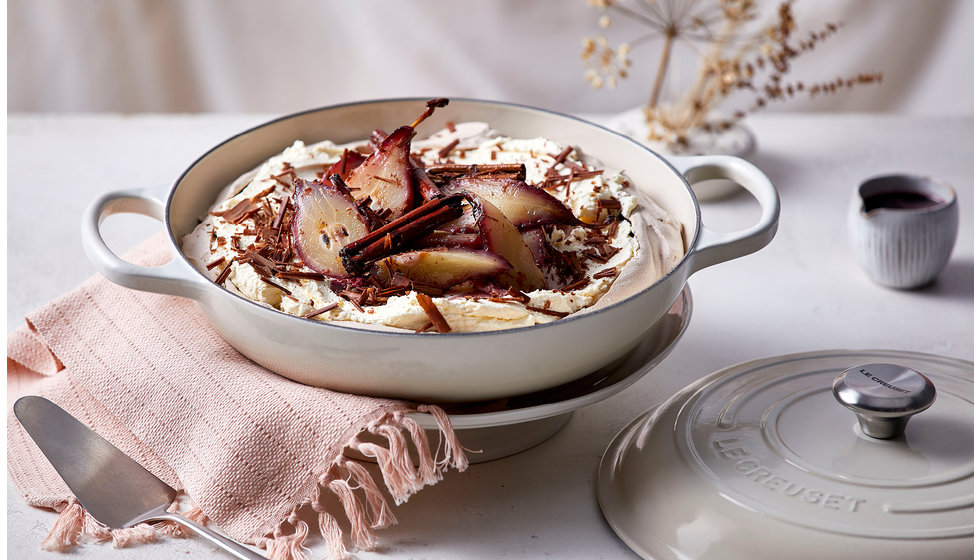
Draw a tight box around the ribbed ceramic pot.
[848,174,958,289]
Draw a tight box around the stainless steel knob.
[832,363,936,439]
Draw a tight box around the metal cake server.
[13,395,266,560]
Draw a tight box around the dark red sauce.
[863,191,943,212]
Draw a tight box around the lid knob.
[832,363,937,439]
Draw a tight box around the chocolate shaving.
[437,138,459,159]
[243,249,278,273]
[272,198,289,230]
[214,265,232,285]
[563,277,589,291]
[276,270,326,281]
[605,218,620,238]
[598,198,622,210]
[593,267,618,279]
[260,277,291,294]
[304,302,339,318]
[211,198,262,223]
[338,294,364,313]
[548,146,573,170]
[377,284,410,298]
[598,243,620,259]
[525,305,570,318]
[416,293,451,333]
[354,196,386,231]
[270,163,297,188]
[205,257,226,270]
[271,175,292,188]
[539,168,605,189]
[252,185,278,200]
[506,286,530,304]
[563,159,588,173]
[338,290,365,313]
[585,243,620,264]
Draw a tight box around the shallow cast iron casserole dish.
[82,98,779,402]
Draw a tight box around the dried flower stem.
[648,30,675,109]
[581,0,883,149]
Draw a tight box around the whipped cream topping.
[181,123,683,332]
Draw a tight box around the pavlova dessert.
[181,99,683,333]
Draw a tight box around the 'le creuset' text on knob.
[832,362,937,439]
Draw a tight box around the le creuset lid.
[596,350,973,560]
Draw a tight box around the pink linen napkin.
[7,234,468,559]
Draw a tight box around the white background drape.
[7,0,973,115]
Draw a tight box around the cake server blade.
[13,395,265,560]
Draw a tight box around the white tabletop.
[7,112,974,559]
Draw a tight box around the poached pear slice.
[326,148,367,180]
[384,249,510,289]
[469,195,546,291]
[292,178,371,277]
[521,228,549,267]
[345,126,415,218]
[447,176,583,230]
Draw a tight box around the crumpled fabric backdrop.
[7,0,973,116]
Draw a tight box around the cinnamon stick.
[426,163,526,181]
[340,195,466,273]
[410,157,443,201]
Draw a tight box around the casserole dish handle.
[669,155,780,272]
[81,187,209,298]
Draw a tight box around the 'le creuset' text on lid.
[597,350,973,560]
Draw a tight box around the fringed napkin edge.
[25,403,468,560]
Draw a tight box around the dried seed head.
[577,0,880,147]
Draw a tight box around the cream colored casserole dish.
[82,98,778,401]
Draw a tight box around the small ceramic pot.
[848,174,958,289]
